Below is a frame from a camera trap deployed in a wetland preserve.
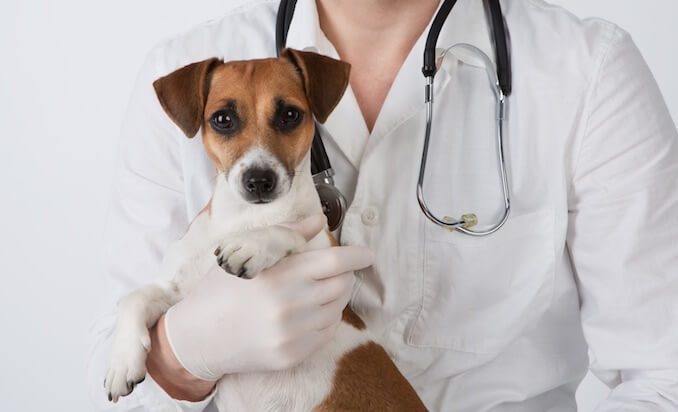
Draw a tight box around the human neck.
[316,0,438,41]
[316,0,439,132]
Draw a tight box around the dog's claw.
[222,262,233,274]
[237,257,252,278]
[214,247,221,256]
[135,376,146,385]
[108,393,112,402]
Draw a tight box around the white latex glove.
[163,215,373,381]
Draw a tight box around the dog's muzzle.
[241,167,278,204]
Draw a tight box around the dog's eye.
[281,108,300,124]
[276,106,303,132]
[210,110,239,135]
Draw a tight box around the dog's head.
[152,49,350,204]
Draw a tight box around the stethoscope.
[276,0,512,236]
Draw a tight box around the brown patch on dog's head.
[152,50,350,204]
[153,58,221,137]
[280,48,351,123]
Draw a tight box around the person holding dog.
[88,0,678,411]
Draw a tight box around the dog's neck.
[208,153,323,236]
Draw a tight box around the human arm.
[567,26,678,411]
[146,315,216,402]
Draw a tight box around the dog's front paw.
[214,236,269,279]
[104,328,150,402]
[214,227,305,279]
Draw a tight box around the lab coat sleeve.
[85,45,216,411]
[566,26,678,411]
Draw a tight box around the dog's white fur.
[227,146,293,203]
[106,147,373,410]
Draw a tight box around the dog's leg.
[214,225,307,279]
[104,209,213,402]
[105,281,181,402]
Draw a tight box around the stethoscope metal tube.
[416,44,511,235]
[416,0,513,236]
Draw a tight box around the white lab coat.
[86,0,678,410]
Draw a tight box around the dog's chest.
[214,321,371,412]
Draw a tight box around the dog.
[104,48,427,411]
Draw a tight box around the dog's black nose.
[242,168,277,201]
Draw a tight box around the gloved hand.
[163,214,373,381]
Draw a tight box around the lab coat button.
[361,206,379,226]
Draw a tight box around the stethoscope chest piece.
[313,171,347,231]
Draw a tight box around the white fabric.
[86,0,678,410]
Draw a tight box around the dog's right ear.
[281,49,350,124]
[152,58,221,138]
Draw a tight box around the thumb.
[279,213,327,242]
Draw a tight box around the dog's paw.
[214,227,305,279]
[104,328,150,402]
[214,236,271,279]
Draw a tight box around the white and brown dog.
[105,48,426,411]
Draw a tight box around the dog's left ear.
[153,58,221,138]
[281,48,351,124]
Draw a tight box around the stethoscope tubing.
[417,42,511,236]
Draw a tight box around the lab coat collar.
[285,0,325,52]
[367,0,499,149]
[434,0,499,72]
[285,0,498,69]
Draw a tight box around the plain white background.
[0,1,675,411]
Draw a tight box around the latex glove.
[164,215,373,381]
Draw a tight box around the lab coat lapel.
[320,83,370,170]
[285,0,323,52]
[362,0,496,157]
[367,30,428,147]
[436,0,498,77]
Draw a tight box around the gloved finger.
[270,245,373,280]
[277,213,327,242]
[311,271,355,305]
[333,279,354,310]
[283,320,342,369]
[309,246,373,280]
[310,294,348,331]
[312,316,343,348]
